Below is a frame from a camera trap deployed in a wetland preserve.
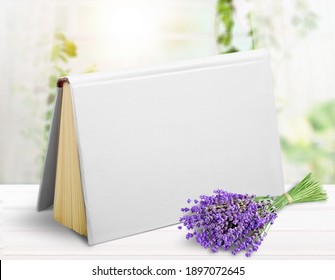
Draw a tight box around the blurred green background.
[0,0,334,184]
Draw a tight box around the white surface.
[53,49,284,245]
[1,185,335,260]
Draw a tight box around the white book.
[37,49,284,245]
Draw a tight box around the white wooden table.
[0,185,334,260]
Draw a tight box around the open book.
[37,50,284,245]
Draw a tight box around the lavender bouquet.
[178,173,327,257]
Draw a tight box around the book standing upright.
[37,50,284,245]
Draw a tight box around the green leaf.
[51,44,61,62]
[62,39,77,57]
[216,0,235,50]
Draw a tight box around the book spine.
[57,77,69,88]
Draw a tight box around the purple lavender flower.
[179,189,277,257]
[179,174,327,257]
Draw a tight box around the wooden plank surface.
[0,185,334,259]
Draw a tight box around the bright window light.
[98,2,159,52]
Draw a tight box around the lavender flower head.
[179,190,277,257]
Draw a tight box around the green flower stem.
[272,173,328,211]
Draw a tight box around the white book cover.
[37,49,284,245]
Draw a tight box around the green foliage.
[308,100,335,132]
[42,32,79,160]
[45,32,77,128]
[214,0,334,182]
[281,100,335,182]
[41,31,97,163]
[216,0,238,54]
[51,32,77,62]
[215,0,318,53]
[291,0,318,37]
